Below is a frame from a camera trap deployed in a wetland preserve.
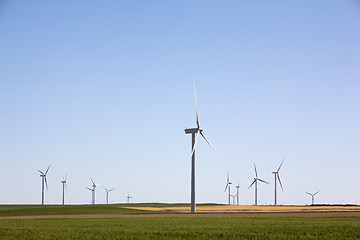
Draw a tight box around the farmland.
[0,215,359,239]
[0,205,359,239]
[0,204,150,217]
[125,204,360,213]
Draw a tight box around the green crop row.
[0,216,359,240]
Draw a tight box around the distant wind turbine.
[61,174,67,205]
[248,164,269,205]
[229,194,237,205]
[236,184,240,205]
[103,186,115,204]
[224,172,232,205]
[85,178,97,204]
[272,159,284,206]
[306,191,319,205]
[184,84,215,213]
[38,165,50,205]
[127,192,132,204]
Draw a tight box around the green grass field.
[0,216,359,239]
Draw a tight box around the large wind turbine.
[103,186,115,204]
[248,164,269,205]
[61,174,67,205]
[85,178,97,204]
[38,165,50,205]
[306,191,319,205]
[273,159,284,206]
[224,172,232,205]
[184,84,215,213]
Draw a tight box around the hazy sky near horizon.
[1,1,359,205]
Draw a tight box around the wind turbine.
[103,186,115,204]
[184,84,215,213]
[38,165,50,205]
[229,194,237,205]
[272,159,284,206]
[224,172,232,205]
[306,191,319,205]
[248,164,269,205]
[236,184,240,205]
[61,174,67,205]
[126,192,132,204]
[85,178,97,204]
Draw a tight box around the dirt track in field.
[1,211,360,219]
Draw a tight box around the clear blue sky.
[0,1,359,205]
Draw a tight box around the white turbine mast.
[61,174,67,205]
[306,191,319,205]
[103,186,116,204]
[248,163,269,205]
[38,165,50,205]
[184,83,215,213]
[273,158,284,206]
[224,171,232,205]
[85,178,98,204]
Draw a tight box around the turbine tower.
[184,84,215,213]
[236,184,240,205]
[85,178,97,204]
[224,172,232,205]
[103,186,115,204]
[61,174,67,205]
[229,194,237,205]
[248,164,269,205]
[127,192,132,204]
[306,191,319,205]
[272,159,284,206]
[38,165,50,205]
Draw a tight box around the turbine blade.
[314,191,319,195]
[91,178,95,185]
[227,171,229,182]
[306,192,312,196]
[38,170,44,175]
[224,183,229,192]
[248,179,256,189]
[258,178,269,184]
[45,177,48,190]
[45,165,51,175]
[102,186,107,191]
[200,132,215,151]
[190,131,200,157]
[85,187,92,191]
[277,174,284,191]
[109,188,115,192]
[194,83,200,129]
[254,164,258,178]
[277,158,284,172]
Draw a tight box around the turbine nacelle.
[185,128,202,134]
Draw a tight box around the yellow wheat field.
[125,205,360,213]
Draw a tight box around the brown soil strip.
[1,212,360,219]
